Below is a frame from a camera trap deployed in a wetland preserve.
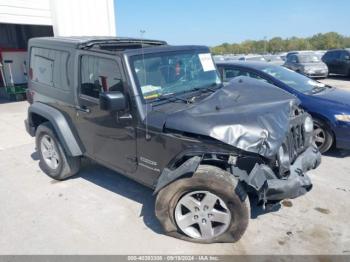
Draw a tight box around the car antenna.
[140,29,151,140]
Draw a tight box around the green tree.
[211,32,350,55]
[268,37,284,53]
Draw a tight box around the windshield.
[261,65,326,93]
[298,54,321,63]
[130,50,221,101]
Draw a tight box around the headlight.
[278,143,290,167]
[304,116,314,133]
[335,114,350,122]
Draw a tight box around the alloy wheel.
[313,123,326,149]
[174,190,231,240]
[40,134,60,170]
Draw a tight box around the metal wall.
[0,0,117,37]
[0,0,52,25]
[50,0,116,37]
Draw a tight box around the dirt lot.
[0,78,350,255]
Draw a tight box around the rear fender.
[28,103,83,156]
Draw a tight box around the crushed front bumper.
[238,145,321,202]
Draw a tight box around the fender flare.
[28,103,83,156]
[153,156,201,194]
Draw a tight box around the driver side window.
[340,51,350,61]
[80,56,124,99]
[290,55,298,63]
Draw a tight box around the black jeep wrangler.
[25,37,321,243]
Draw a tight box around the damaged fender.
[154,156,201,194]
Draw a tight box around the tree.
[210,32,350,55]
[268,37,284,53]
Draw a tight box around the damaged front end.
[235,145,320,203]
[231,103,321,203]
[150,77,321,203]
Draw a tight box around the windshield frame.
[127,47,221,104]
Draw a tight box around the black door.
[339,51,350,75]
[332,51,342,74]
[74,53,137,174]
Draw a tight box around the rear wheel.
[36,122,81,180]
[313,119,333,153]
[155,165,250,243]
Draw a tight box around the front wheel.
[155,165,250,243]
[313,119,334,153]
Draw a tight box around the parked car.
[284,52,328,78]
[264,54,284,66]
[25,37,320,243]
[285,50,313,61]
[238,55,266,62]
[322,49,350,77]
[216,61,350,153]
[315,50,327,57]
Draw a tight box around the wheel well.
[172,153,230,171]
[31,113,49,130]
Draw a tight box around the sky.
[115,0,350,46]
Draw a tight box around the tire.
[313,119,334,154]
[36,122,81,180]
[155,165,250,243]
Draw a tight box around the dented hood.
[148,77,299,158]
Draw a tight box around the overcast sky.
[115,0,350,46]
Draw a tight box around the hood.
[313,87,350,107]
[146,77,299,158]
[300,62,327,69]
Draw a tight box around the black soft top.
[29,36,167,52]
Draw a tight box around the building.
[0,0,116,97]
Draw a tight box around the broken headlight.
[304,116,314,133]
[277,143,290,176]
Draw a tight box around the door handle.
[75,105,91,113]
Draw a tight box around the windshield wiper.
[153,93,190,104]
[192,83,223,94]
[150,83,223,104]
[311,86,327,94]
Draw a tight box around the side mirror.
[100,91,127,111]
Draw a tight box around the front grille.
[287,120,306,163]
